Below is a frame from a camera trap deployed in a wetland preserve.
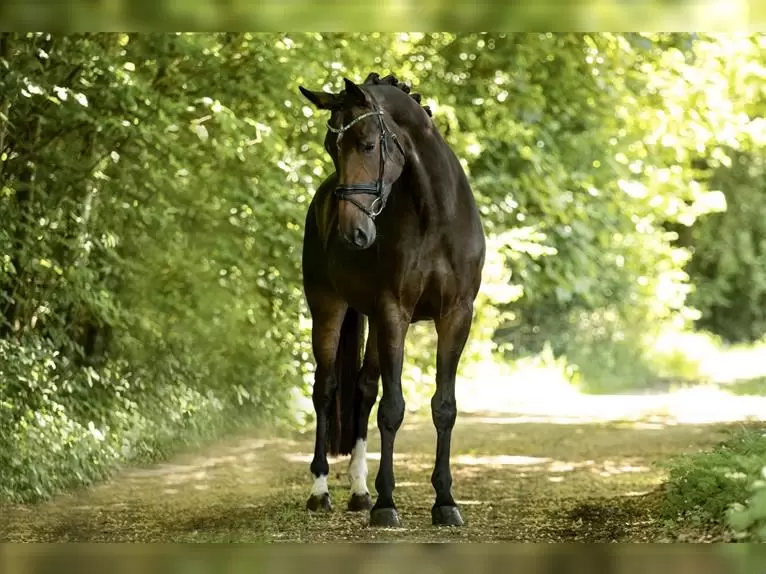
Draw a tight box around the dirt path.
[0,390,746,543]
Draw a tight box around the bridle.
[327,101,405,220]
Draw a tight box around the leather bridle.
[327,101,405,220]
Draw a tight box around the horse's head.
[299,78,408,250]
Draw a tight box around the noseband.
[327,102,405,220]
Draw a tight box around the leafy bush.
[659,425,766,534]
[0,336,277,502]
[728,467,766,541]
[685,149,766,344]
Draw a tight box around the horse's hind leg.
[346,322,380,512]
[306,294,347,512]
[430,303,473,527]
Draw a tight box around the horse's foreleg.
[430,303,473,527]
[306,295,347,512]
[346,322,379,512]
[369,302,409,527]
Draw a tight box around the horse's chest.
[326,246,427,311]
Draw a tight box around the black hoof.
[306,492,332,512]
[347,492,373,512]
[432,505,464,527]
[369,507,401,528]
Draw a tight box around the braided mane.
[362,72,433,117]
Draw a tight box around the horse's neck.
[405,145,458,226]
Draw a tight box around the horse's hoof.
[432,505,464,527]
[369,507,401,527]
[347,492,373,512]
[306,492,332,512]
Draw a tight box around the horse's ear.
[343,77,370,107]
[299,86,341,110]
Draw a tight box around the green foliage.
[686,151,766,343]
[668,36,766,344]
[728,469,766,542]
[0,1,743,33]
[644,345,704,383]
[0,336,246,502]
[0,32,323,501]
[441,33,766,390]
[726,376,766,397]
[659,425,766,535]
[412,33,706,390]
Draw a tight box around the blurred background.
[0,0,755,31]
[2,32,766,535]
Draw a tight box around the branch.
[72,135,131,187]
[59,64,84,89]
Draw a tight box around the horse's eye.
[362,142,376,153]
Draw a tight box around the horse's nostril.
[352,227,368,248]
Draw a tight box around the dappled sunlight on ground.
[282,451,419,465]
[453,454,550,466]
[2,406,736,542]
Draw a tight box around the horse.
[297,72,486,528]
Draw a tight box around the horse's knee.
[431,394,456,431]
[378,392,404,432]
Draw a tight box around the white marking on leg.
[348,438,369,496]
[311,474,328,497]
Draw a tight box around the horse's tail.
[327,308,365,457]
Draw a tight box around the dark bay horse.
[298,72,486,527]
